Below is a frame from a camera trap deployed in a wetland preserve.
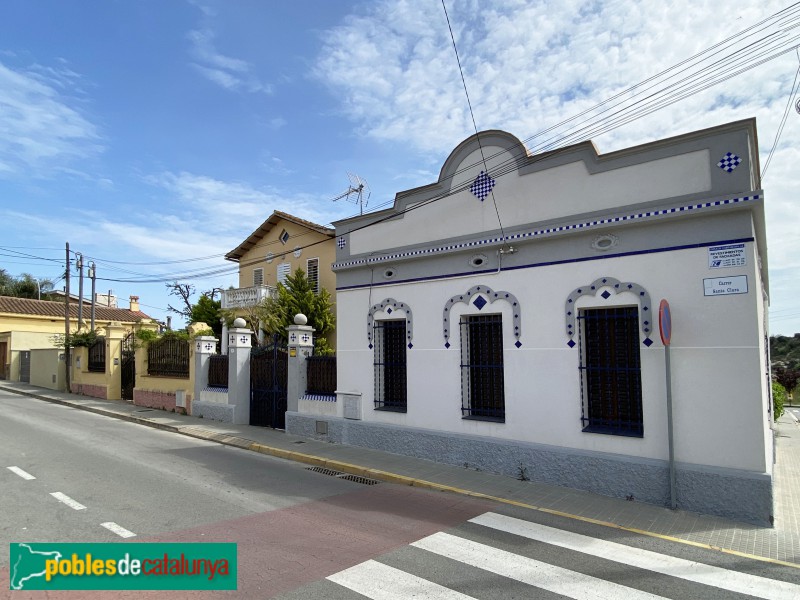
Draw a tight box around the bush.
[135,329,159,342]
[50,331,98,349]
[772,381,786,421]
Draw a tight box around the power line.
[10,5,798,286]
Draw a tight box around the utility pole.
[89,262,97,331]
[64,242,71,393]
[76,253,84,330]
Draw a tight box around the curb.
[3,383,798,569]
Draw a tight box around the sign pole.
[659,299,676,509]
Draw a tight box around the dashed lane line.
[7,466,36,480]
[101,522,136,538]
[50,492,87,511]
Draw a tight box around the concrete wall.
[30,348,66,391]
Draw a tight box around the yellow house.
[0,295,154,384]
[223,210,337,349]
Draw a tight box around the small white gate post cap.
[232,317,247,328]
[294,314,308,325]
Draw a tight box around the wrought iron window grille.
[460,314,505,421]
[578,306,643,437]
[373,320,407,412]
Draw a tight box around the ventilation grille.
[306,467,380,485]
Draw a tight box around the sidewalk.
[2,380,799,566]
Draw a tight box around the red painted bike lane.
[2,484,496,599]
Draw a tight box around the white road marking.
[413,532,666,600]
[7,466,35,480]
[470,512,799,600]
[327,559,474,599]
[101,522,136,538]
[50,492,86,511]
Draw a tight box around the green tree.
[242,268,335,354]
[190,293,222,338]
[0,271,55,299]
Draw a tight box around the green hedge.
[772,381,786,421]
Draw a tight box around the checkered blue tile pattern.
[565,277,653,347]
[443,284,521,348]
[332,194,760,270]
[367,298,413,348]
[717,152,742,172]
[301,394,337,402]
[337,237,347,249]
[470,171,496,201]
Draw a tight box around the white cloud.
[188,28,272,94]
[312,0,800,332]
[314,0,793,155]
[145,171,336,232]
[0,60,101,177]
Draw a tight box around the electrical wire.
[9,4,800,285]
[762,59,800,179]
[441,0,508,247]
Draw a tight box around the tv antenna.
[331,173,370,215]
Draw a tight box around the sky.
[0,0,798,334]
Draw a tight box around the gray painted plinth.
[192,401,235,423]
[286,412,773,526]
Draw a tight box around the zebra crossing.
[278,511,800,599]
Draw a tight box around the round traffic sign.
[659,299,672,346]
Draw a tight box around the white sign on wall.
[703,275,748,296]
[708,243,746,268]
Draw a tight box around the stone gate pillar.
[105,322,127,400]
[193,336,218,407]
[287,314,314,413]
[227,318,252,424]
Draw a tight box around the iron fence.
[147,337,189,378]
[306,355,336,395]
[88,336,106,373]
[207,354,229,388]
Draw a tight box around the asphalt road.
[2,390,799,599]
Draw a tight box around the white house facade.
[286,119,773,525]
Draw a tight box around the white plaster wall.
[334,239,767,474]
[350,148,711,255]
[298,398,339,417]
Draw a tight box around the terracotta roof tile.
[0,296,152,322]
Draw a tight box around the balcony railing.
[221,285,278,309]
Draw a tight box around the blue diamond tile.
[717,152,741,172]
[514,341,522,348]
[601,290,611,299]
[368,344,373,350]
[473,295,487,310]
[567,339,576,348]
[445,342,451,349]
[643,338,653,347]
[386,307,393,314]
[470,171,496,201]
[408,343,413,349]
